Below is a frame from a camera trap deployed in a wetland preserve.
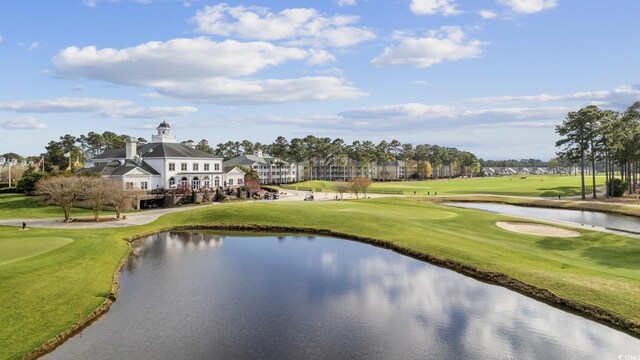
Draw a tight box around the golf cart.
[304,194,314,201]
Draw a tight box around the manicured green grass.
[290,175,606,197]
[1,197,639,359]
[0,194,116,220]
[0,236,73,266]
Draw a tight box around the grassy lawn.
[289,175,606,197]
[1,197,640,358]
[0,194,116,220]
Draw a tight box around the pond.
[447,202,640,234]
[45,232,640,360]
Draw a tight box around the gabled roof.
[224,154,289,167]
[92,142,221,160]
[80,159,160,177]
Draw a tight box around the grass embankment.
[1,197,640,358]
[0,194,116,220]
[290,175,605,197]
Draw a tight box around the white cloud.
[464,86,640,108]
[99,106,197,119]
[498,0,557,14]
[371,26,488,68]
[138,92,164,99]
[18,41,40,50]
[306,49,337,66]
[410,0,461,16]
[0,97,132,113]
[53,37,366,104]
[479,9,498,19]
[1,116,47,130]
[53,37,309,84]
[0,97,197,119]
[337,0,357,6]
[154,77,368,104]
[192,4,375,48]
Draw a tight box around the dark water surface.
[448,202,640,233]
[45,232,640,360]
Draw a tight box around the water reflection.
[46,233,640,360]
[448,202,640,233]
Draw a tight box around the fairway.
[290,175,605,197]
[0,236,73,266]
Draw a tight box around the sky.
[1,0,639,160]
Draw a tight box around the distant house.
[534,168,547,175]
[519,167,531,175]
[481,167,496,176]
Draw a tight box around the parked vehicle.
[304,194,314,201]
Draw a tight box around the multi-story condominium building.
[224,150,297,185]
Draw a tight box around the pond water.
[448,202,640,233]
[45,232,640,360]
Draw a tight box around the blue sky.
[1,0,639,159]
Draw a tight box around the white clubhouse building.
[86,122,244,190]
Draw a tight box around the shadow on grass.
[538,186,596,197]
[536,237,581,251]
[581,246,640,269]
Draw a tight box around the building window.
[180,177,188,186]
[214,176,220,187]
[238,178,244,185]
[169,177,175,187]
[141,182,148,190]
[204,163,210,171]
[125,182,134,190]
[181,163,187,171]
[204,177,210,188]
[214,163,220,171]
[228,179,233,186]
[192,177,200,190]
[193,163,199,171]
[169,163,175,171]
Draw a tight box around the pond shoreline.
[23,222,640,359]
[429,195,640,219]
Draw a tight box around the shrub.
[606,178,627,197]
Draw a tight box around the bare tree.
[36,176,85,222]
[332,182,349,200]
[349,177,372,199]
[83,178,114,221]
[106,180,133,219]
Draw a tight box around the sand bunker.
[496,221,580,237]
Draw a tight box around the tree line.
[555,101,640,199]
[31,133,481,180]
[201,136,480,180]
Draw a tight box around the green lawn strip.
[292,175,606,197]
[0,237,73,265]
[0,194,118,220]
[2,197,640,359]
